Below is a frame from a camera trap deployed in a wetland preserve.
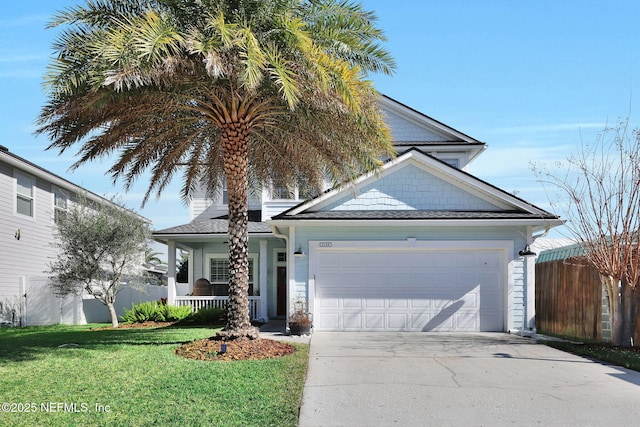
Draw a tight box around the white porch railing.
[174,296,261,320]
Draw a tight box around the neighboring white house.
[153,94,564,334]
[0,145,154,326]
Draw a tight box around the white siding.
[0,161,57,299]
[323,164,499,211]
[380,105,451,143]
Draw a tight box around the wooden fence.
[535,257,604,340]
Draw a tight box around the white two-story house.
[153,95,563,333]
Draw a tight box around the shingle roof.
[273,210,559,221]
[153,210,271,235]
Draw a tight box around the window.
[272,183,295,200]
[53,186,68,223]
[15,171,35,217]
[222,183,228,205]
[207,254,257,296]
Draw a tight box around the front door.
[277,266,287,317]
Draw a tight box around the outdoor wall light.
[518,245,537,257]
[293,245,307,256]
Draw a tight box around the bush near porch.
[0,325,308,426]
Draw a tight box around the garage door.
[312,248,504,332]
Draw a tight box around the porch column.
[259,239,268,322]
[167,240,176,305]
[287,226,296,326]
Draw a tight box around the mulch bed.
[91,321,177,330]
[174,337,296,361]
[91,321,296,361]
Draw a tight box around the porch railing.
[174,296,261,320]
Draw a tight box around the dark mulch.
[91,321,177,330]
[174,337,296,361]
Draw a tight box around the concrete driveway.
[298,332,640,427]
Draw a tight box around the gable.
[381,105,451,143]
[322,163,499,212]
[273,149,563,228]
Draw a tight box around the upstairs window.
[53,186,68,223]
[272,183,295,200]
[15,171,35,217]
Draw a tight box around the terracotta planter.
[192,278,212,296]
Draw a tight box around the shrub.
[164,305,192,321]
[189,307,225,325]
[121,301,193,323]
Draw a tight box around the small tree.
[49,197,151,327]
[534,119,640,346]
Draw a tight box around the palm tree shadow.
[422,300,465,331]
[0,325,217,363]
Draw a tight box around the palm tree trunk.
[218,121,259,340]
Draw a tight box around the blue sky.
[2,1,639,237]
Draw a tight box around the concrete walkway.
[298,332,640,427]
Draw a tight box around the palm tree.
[145,248,165,267]
[37,0,395,339]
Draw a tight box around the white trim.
[308,240,514,332]
[271,218,564,230]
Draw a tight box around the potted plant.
[288,299,313,335]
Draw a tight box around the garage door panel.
[365,314,384,329]
[342,298,362,308]
[317,298,339,309]
[387,313,408,329]
[344,313,363,329]
[388,299,408,309]
[456,313,478,331]
[365,298,385,309]
[316,313,339,329]
[314,248,504,332]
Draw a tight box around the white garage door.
[312,248,504,332]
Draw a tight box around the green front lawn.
[0,325,308,427]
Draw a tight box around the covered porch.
[153,214,290,322]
